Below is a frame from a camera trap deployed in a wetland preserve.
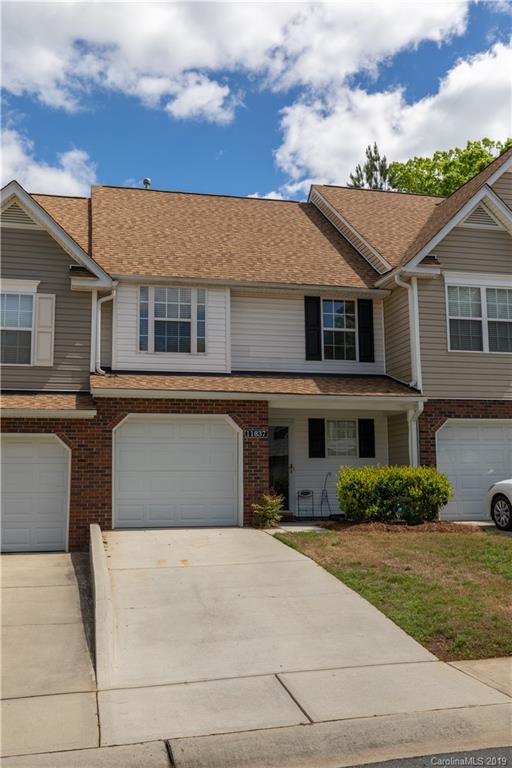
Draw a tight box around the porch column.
[407,402,424,467]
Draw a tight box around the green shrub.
[252,492,284,528]
[336,466,452,525]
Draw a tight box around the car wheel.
[491,494,512,531]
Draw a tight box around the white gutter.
[96,283,117,375]
[407,401,424,466]
[394,273,422,392]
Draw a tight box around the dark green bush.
[336,466,452,525]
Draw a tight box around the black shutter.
[358,419,375,458]
[308,418,325,458]
[304,296,322,361]
[357,299,374,362]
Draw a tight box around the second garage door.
[437,420,512,520]
[114,416,240,528]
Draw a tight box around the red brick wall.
[1,398,269,549]
[419,399,512,466]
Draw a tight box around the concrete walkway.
[1,554,97,758]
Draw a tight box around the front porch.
[269,403,420,519]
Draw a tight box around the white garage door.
[114,417,240,527]
[1,435,69,551]
[437,420,512,520]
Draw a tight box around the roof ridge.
[93,184,301,204]
[314,184,445,200]
[31,192,89,200]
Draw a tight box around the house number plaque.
[243,428,268,439]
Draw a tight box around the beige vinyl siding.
[418,277,512,399]
[491,172,512,209]
[383,287,411,383]
[433,225,511,274]
[270,408,388,514]
[0,228,91,390]
[112,282,229,372]
[100,299,112,368]
[231,289,385,374]
[387,414,409,465]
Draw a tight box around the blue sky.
[1,2,511,198]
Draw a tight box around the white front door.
[114,416,240,527]
[1,435,69,551]
[437,420,512,520]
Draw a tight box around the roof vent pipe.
[143,178,151,189]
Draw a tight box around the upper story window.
[0,293,33,364]
[138,286,206,354]
[447,284,512,353]
[322,299,356,360]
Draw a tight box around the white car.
[488,479,512,531]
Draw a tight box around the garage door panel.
[1,436,69,552]
[437,421,512,521]
[115,417,240,528]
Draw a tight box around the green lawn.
[276,523,512,661]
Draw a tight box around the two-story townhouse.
[1,149,511,551]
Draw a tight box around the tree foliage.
[348,142,391,190]
[388,139,512,197]
[348,139,512,196]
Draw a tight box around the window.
[447,286,483,351]
[138,286,206,354]
[0,293,33,364]
[447,284,512,353]
[486,288,512,353]
[326,420,357,457]
[322,299,356,360]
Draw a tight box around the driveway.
[97,528,510,748]
[1,554,97,758]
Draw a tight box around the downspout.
[394,273,422,391]
[407,401,424,467]
[96,283,117,375]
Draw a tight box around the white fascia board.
[0,181,112,287]
[402,185,512,273]
[485,155,512,186]
[308,188,392,273]
[71,277,112,290]
[112,274,391,297]
[0,408,97,419]
[91,386,425,410]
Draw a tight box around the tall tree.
[388,139,512,197]
[348,143,391,190]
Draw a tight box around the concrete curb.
[89,524,115,689]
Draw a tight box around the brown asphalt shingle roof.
[31,194,91,254]
[315,146,512,271]
[90,372,418,397]
[313,186,442,269]
[89,186,378,288]
[0,393,96,413]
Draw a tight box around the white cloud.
[272,40,512,192]
[1,130,96,195]
[1,1,469,123]
[165,74,238,124]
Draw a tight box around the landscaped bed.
[276,522,512,661]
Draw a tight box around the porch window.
[138,286,206,353]
[447,284,512,353]
[322,299,356,360]
[0,293,33,364]
[326,419,357,456]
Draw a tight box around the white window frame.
[321,297,358,362]
[445,274,512,355]
[0,285,37,367]
[326,419,358,457]
[137,285,207,355]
